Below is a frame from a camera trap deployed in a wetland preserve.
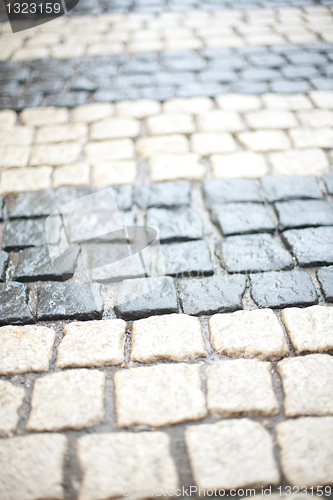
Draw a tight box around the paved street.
[0,0,333,499]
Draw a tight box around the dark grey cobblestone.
[283,226,333,267]
[178,274,246,315]
[0,250,9,282]
[161,240,214,277]
[317,266,333,301]
[275,200,333,230]
[0,282,34,325]
[136,181,191,210]
[1,42,333,108]
[2,219,50,251]
[115,276,178,320]
[203,179,263,209]
[250,270,318,308]
[212,203,275,236]
[146,207,203,243]
[261,175,322,202]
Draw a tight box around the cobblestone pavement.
[1,0,333,499]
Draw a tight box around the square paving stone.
[317,266,333,301]
[275,200,333,230]
[0,434,67,500]
[261,175,322,202]
[203,179,262,209]
[219,234,294,274]
[57,319,126,369]
[0,250,8,282]
[2,219,51,251]
[282,226,333,267]
[161,240,214,277]
[136,180,191,209]
[209,309,289,361]
[130,313,207,363]
[277,354,333,417]
[281,305,333,355]
[250,270,318,309]
[185,419,279,491]
[7,187,77,218]
[115,276,178,320]
[78,433,178,500]
[13,246,79,282]
[276,417,333,487]
[207,359,279,418]
[146,207,203,242]
[27,369,105,432]
[212,203,275,236]
[322,173,333,194]
[114,363,207,428]
[37,283,103,321]
[178,274,246,316]
[0,325,56,375]
[0,283,34,325]
[0,380,25,437]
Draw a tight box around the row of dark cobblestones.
[1,43,333,109]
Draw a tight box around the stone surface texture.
[0,381,25,437]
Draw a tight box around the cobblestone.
[150,153,206,182]
[0,434,67,500]
[317,266,333,301]
[261,175,322,202]
[206,359,279,417]
[27,369,105,431]
[185,419,279,490]
[203,178,262,208]
[161,240,214,277]
[250,270,318,308]
[115,276,179,320]
[57,319,126,368]
[275,200,333,230]
[0,167,53,195]
[238,130,291,151]
[131,313,207,363]
[209,309,288,361]
[211,151,269,179]
[114,363,207,427]
[0,283,34,325]
[0,251,8,282]
[178,274,246,316]
[2,218,49,251]
[268,149,330,176]
[0,325,55,375]
[146,207,203,242]
[212,202,275,235]
[0,381,25,437]
[136,180,191,209]
[276,417,333,487]
[281,305,333,354]
[78,432,178,500]
[282,226,333,267]
[277,354,333,417]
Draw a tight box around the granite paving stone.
[0,434,67,500]
[13,246,80,282]
[161,240,214,277]
[238,130,291,151]
[209,309,289,361]
[2,218,51,251]
[78,433,178,500]
[323,173,333,194]
[185,419,279,491]
[270,149,330,177]
[135,180,191,209]
[114,363,207,428]
[281,305,333,354]
[276,417,333,487]
[317,266,333,301]
[0,381,25,437]
[250,270,318,308]
[206,359,279,417]
[211,151,269,179]
[282,226,333,267]
[0,283,34,325]
[203,179,262,209]
[277,354,333,417]
[57,319,126,369]
[130,313,207,363]
[115,276,178,320]
[37,283,103,321]
[0,250,9,282]
[219,234,294,274]
[178,274,246,316]
[261,175,322,202]
[149,153,206,182]
[27,369,106,432]
[275,200,333,230]
[0,325,56,375]
[7,188,77,218]
[212,203,275,236]
[146,207,203,242]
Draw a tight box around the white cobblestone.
[297,110,333,128]
[281,306,333,354]
[262,93,313,110]
[116,99,161,118]
[137,134,189,159]
[78,432,178,500]
[20,107,68,126]
[53,162,90,188]
[35,124,88,144]
[290,128,333,148]
[114,363,207,427]
[207,359,279,417]
[0,146,30,168]
[150,154,206,182]
[0,325,56,375]
[245,110,298,129]
[0,110,17,129]
[277,354,333,417]
[276,417,333,487]
[57,319,126,368]
[147,114,195,135]
[215,94,261,111]
[197,110,244,133]
[27,369,105,431]
[209,309,289,361]
[30,143,82,166]
[211,151,269,179]
[72,103,114,124]
[185,419,280,490]
[269,148,329,176]
[163,97,213,114]
[130,314,207,363]
[310,90,333,109]
[0,166,53,195]
[191,133,238,155]
[92,160,137,185]
[0,381,25,437]
[91,118,140,140]
[85,139,135,164]
[238,130,291,151]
